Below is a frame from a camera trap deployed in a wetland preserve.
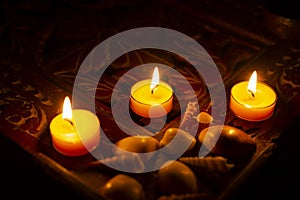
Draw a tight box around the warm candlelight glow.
[247,71,257,97]
[229,71,277,121]
[49,96,100,156]
[62,96,72,121]
[150,66,159,94]
[130,67,173,118]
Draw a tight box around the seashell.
[157,193,211,200]
[180,102,199,132]
[160,128,196,155]
[179,156,234,173]
[114,136,160,160]
[87,154,145,173]
[196,112,213,124]
[157,160,198,195]
[99,174,145,200]
[198,125,256,159]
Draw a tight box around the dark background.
[1,0,300,199]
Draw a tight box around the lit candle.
[230,71,277,121]
[130,67,173,118]
[49,96,100,156]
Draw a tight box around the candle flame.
[62,96,72,121]
[150,66,159,93]
[247,71,257,97]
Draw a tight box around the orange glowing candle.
[49,96,100,156]
[230,71,277,121]
[130,67,173,118]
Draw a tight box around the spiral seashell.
[179,156,234,173]
[87,153,145,173]
[180,102,199,132]
[158,192,211,200]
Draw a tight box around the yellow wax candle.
[230,71,277,121]
[130,67,173,118]
[49,96,100,156]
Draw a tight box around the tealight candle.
[49,96,100,156]
[130,67,173,118]
[230,71,277,121]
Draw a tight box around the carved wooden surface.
[1,0,300,199]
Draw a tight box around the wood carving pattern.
[0,65,48,136]
[0,96,46,135]
[0,1,300,200]
[2,0,261,99]
[0,60,65,139]
[277,42,300,101]
[279,62,300,99]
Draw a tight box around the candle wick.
[151,84,159,94]
[64,118,74,126]
[248,89,255,98]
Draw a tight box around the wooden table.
[1,0,300,199]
